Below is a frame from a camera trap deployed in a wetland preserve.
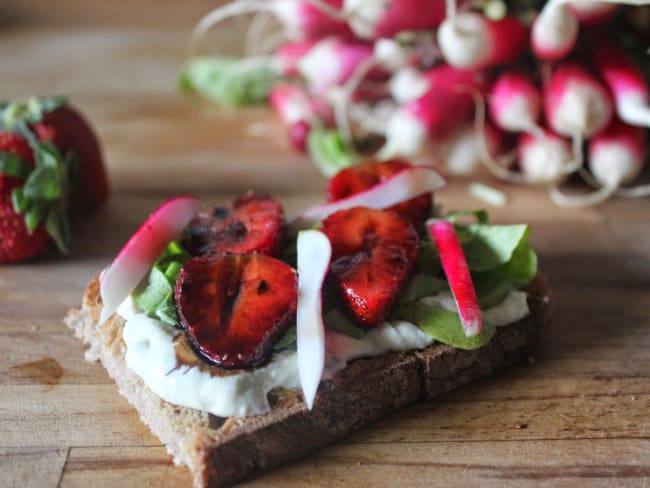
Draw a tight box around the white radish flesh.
[568,0,618,24]
[290,165,446,231]
[296,230,332,410]
[427,219,483,337]
[531,0,579,61]
[99,196,202,324]
[518,129,574,184]
[440,122,504,176]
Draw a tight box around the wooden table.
[2,2,650,486]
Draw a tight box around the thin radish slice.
[296,229,332,410]
[426,219,482,337]
[99,196,202,324]
[290,165,446,231]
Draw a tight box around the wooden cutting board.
[2,2,650,486]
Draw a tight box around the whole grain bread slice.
[65,272,551,487]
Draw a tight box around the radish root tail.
[548,184,618,207]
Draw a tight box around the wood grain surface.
[2,2,650,487]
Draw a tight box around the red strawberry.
[183,192,285,257]
[0,192,51,263]
[321,207,419,327]
[327,160,433,228]
[34,105,109,210]
[175,253,298,369]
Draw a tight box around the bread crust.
[65,273,551,487]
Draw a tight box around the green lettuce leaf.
[307,129,360,177]
[133,241,190,326]
[273,326,297,351]
[179,57,279,106]
[400,273,448,304]
[324,308,368,339]
[400,302,495,350]
[461,224,530,271]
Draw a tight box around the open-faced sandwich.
[65,160,550,487]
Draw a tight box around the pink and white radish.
[273,39,318,76]
[591,39,650,128]
[269,83,332,150]
[297,37,374,96]
[296,229,332,409]
[518,129,574,184]
[343,0,453,40]
[379,65,487,158]
[438,8,528,70]
[544,62,614,173]
[438,122,505,176]
[427,219,482,337]
[550,118,648,206]
[489,71,543,136]
[191,0,351,53]
[531,0,579,61]
[99,196,202,323]
[568,0,618,24]
[290,165,446,231]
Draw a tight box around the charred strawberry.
[327,160,433,228]
[34,103,110,210]
[183,192,285,257]
[321,207,419,327]
[175,253,298,369]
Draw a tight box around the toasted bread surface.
[65,273,550,487]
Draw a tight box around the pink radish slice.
[591,40,650,128]
[426,219,482,337]
[531,0,578,61]
[296,230,332,409]
[438,14,528,70]
[99,196,202,323]
[290,165,446,231]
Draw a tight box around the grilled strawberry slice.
[321,207,419,327]
[183,192,284,257]
[34,104,110,210]
[327,160,433,228]
[175,253,298,369]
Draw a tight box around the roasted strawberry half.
[327,160,433,228]
[321,207,419,327]
[175,253,298,369]
[182,192,285,257]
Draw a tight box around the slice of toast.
[65,272,550,487]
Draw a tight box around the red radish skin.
[489,71,542,134]
[297,37,374,95]
[343,0,455,40]
[568,1,618,24]
[591,40,650,128]
[274,40,317,76]
[379,66,487,158]
[427,219,482,337]
[99,196,202,323]
[192,0,351,52]
[291,165,445,231]
[531,0,579,61]
[438,14,528,70]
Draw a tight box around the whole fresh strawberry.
[0,96,106,262]
[327,160,433,228]
[321,206,420,327]
[33,104,109,210]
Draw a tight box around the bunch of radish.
[185,0,650,207]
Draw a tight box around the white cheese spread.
[119,291,530,418]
